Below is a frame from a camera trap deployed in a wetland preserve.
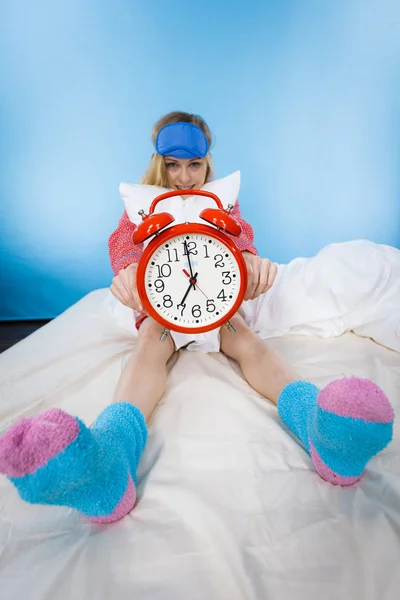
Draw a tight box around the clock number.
[217,289,227,302]
[182,241,198,256]
[222,271,232,285]
[154,279,165,293]
[203,244,210,259]
[177,303,186,316]
[156,264,172,278]
[192,305,202,318]
[162,295,173,308]
[166,248,179,263]
[214,254,225,268]
[206,299,216,312]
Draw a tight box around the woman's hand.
[242,251,277,301]
[110,263,143,311]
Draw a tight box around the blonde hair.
[141,111,214,186]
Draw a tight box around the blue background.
[1,0,399,319]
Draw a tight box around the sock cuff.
[277,380,319,411]
[277,380,320,451]
[108,402,148,448]
[93,403,148,453]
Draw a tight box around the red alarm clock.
[132,189,248,334]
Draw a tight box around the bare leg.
[220,313,299,405]
[113,317,176,421]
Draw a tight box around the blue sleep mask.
[155,122,209,159]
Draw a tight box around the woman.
[0,112,394,524]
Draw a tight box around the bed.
[0,284,399,600]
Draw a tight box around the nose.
[178,167,191,186]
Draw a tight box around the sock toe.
[0,409,79,478]
[317,377,394,423]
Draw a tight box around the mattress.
[0,289,399,600]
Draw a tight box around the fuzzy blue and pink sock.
[0,377,394,523]
[0,402,147,523]
[278,377,394,484]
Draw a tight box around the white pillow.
[202,170,241,209]
[119,171,241,227]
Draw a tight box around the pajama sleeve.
[227,200,258,255]
[108,211,144,276]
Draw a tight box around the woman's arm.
[108,211,144,310]
[229,200,277,299]
[228,200,258,255]
[108,210,144,276]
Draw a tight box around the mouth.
[176,185,195,191]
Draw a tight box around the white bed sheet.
[0,289,399,600]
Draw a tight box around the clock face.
[141,229,245,332]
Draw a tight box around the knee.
[136,318,175,362]
[220,314,260,361]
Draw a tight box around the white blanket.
[1,240,400,600]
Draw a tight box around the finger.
[112,274,133,305]
[110,283,135,309]
[250,259,269,299]
[267,262,278,290]
[126,264,143,311]
[112,272,138,309]
[244,261,254,300]
[120,264,139,309]
[246,259,259,300]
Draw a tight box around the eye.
[190,161,202,169]
[165,162,178,169]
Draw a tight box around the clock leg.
[160,328,170,342]
[225,321,237,333]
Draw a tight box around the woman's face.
[164,156,208,198]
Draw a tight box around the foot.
[278,378,394,485]
[0,403,147,522]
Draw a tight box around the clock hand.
[182,268,196,290]
[182,270,209,300]
[184,241,195,280]
[193,281,209,300]
[179,283,192,307]
[179,272,198,307]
